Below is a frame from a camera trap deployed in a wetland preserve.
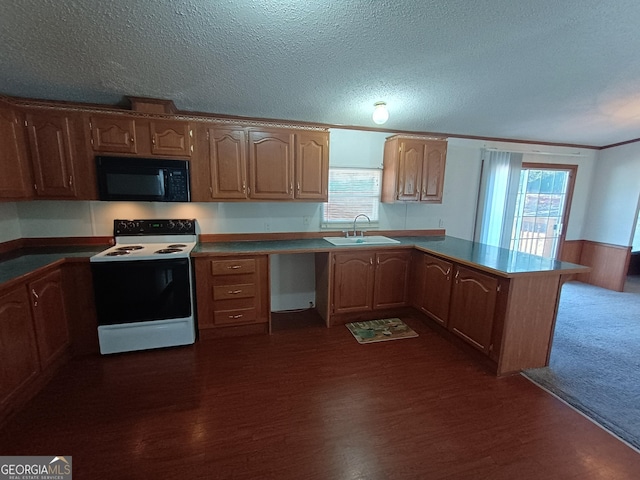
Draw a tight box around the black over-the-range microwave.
[96,156,190,202]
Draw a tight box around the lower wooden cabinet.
[331,249,411,315]
[448,265,498,354]
[412,252,453,327]
[194,255,270,334]
[0,286,40,411]
[29,269,70,369]
[0,266,71,422]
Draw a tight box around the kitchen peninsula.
[192,233,590,376]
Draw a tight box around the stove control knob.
[175,221,184,230]
[183,220,193,231]
[127,221,136,231]
[167,221,176,230]
[117,221,128,232]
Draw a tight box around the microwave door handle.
[160,170,168,197]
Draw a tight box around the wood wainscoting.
[560,239,631,291]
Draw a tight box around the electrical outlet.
[439,218,444,228]
[264,222,271,232]
[303,216,311,226]
[309,301,314,309]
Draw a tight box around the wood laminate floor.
[1,311,639,479]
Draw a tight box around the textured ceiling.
[2,0,640,147]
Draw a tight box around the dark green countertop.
[193,235,589,277]
[1,235,588,288]
[0,246,105,287]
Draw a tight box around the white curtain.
[474,150,522,248]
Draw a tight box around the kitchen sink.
[323,235,401,246]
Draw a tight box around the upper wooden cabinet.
[381,136,447,203]
[25,111,78,198]
[89,115,193,157]
[206,127,248,200]
[150,119,192,157]
[248,129,295,200]
[0,104,32,199]
[192,126,328,202]
[295,131,329,201]
[89,115,137,153]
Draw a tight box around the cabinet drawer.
[210,258,256,275]
[214,307,257,325]
[213,283,256,300]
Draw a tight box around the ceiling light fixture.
[372,101,389,125]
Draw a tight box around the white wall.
[582,142,640,246]
[0,202,21,242]
[11,129,602,309]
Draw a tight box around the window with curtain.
[474,150,523,248]
[475,150,578,259]
[321,168,381,229]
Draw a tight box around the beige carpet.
[346,318,418,344]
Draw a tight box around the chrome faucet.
[351,214,371,237]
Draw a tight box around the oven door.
[91,258,192,326]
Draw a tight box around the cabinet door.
[29,269,69,369]
[420,254,452,326]
[449,265,498,354]
[208,127,248,199]
[396,140,424,201]
[150,120,192,157]
[26,112,77,197]
[332,252,375,314]
[420,141,446,202]
[295,131,328,201]
[0,286,40,407]
[248,129,294,200]
[373,250,411,309]
[0,105,32,199]
[90,115,137,153]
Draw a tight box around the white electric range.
[90,219,197,354]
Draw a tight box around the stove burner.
[155,248,183,254]
[116,245,144,251]
[167,244,187,248]
[106,251,131,256]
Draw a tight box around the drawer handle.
[228,289,242,294]
[31,288,39,307]
[228,314,244,319]
[227,265,242,270]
